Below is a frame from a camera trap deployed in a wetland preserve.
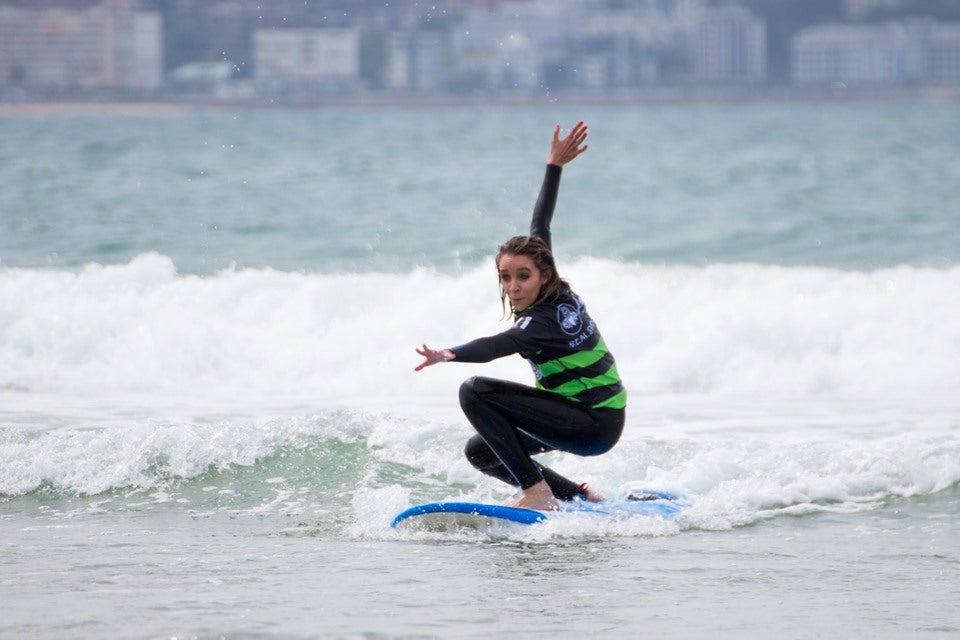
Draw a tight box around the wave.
[2,406,957,538]
[0,410,375,498]
[2,252,958,404]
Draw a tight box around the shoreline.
[2,85,958,116]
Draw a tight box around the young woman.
[415,121,626,511]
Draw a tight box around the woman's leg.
[459,376,624,501]
[465,434,597,500]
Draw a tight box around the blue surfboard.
[391,490,687,529]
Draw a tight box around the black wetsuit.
[450,164,626,501]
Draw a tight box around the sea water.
[1,102,958,639]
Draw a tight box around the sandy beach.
[0,101,201,117]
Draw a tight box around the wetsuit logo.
[557,302,583,336]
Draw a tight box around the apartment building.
[253,28,361,92]
[0,5,162,92]
[693,5,766,83]
[385,29,448,92]
[928,22,960,84]
[793,20,960,86]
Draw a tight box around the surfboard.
[391,490,687,530]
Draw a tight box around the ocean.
[1,101,958,639]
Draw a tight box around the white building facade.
[254,28,361,92]
[793,20,960,86]
[692,5,766,83]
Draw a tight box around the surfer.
[415,121,626,511]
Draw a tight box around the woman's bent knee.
[464,434,492,470]
[458,376,492,414]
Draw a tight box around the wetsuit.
[450,164,626,501]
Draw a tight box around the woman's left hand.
[547,120,588,167]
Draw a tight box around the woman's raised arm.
[530,121,589,248]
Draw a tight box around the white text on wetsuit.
[568,318,596,349]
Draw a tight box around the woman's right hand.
[414,344,455,371]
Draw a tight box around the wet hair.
[495,235,571,316]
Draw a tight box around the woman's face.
[498,253,546,311]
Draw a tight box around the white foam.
[2,253,958,408]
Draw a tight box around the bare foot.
[580,484,604,503]
[509,480,560,511]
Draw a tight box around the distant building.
[253,28,361,93]
[450,2,571,91]
[793,22,924,86]
[0,6,162,92]
[792,20,960,86]
[842,0,905,20]
[692,5,766,84]
[928,22,960,84]
[168,61,235,89]
[385,29,449,92]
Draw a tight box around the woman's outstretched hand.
[414,344,455,371]
[547,120,588,167]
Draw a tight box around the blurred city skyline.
[2,0,959,103]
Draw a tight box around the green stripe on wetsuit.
[534,337,626,409]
